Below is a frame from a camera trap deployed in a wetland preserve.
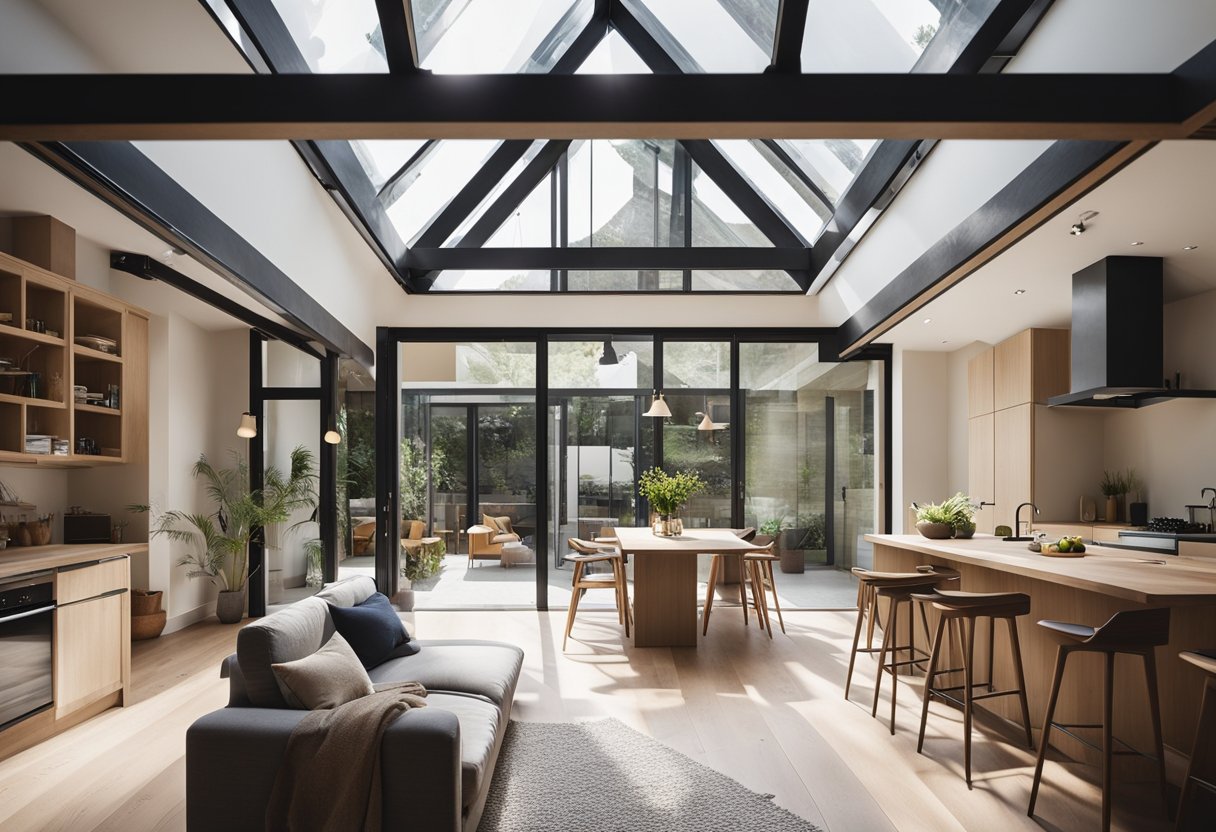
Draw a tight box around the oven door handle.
[0,604,55,624]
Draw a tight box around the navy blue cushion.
[327,593,414,669]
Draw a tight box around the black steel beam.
[406,246,811,274]
[409,6,607,250]
[110,252,320,356]
[0,71,1205,141]
[223,0,410,287]
[26,141,373,365]
[768,0,809,73]
[838,139,1152,353]
[373,0,417,73]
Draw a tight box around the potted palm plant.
[638,467,705,536]
[135,446,317,623]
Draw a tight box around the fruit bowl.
[1037,535,1087,558]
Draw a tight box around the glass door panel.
[426,405,468,554]
[662,393,732,528]
[476,403,537,544]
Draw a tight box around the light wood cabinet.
[993,328,1070,411]
[967,348,994,417]
[0,251,148,468]
[1180,540,1216,559]
[55,592,125,717]
[994,404,1034,535]
[967,414,995,533]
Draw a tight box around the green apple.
[1058,538,1073,552]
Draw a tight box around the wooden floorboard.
[0,611,1177,832]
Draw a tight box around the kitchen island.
[867,533,1216,778]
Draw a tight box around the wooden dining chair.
[562,537,632,650]
[744,542,784,638]
[702,529,761,635]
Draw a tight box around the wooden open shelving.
[0,250,148,468]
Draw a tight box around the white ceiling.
[0,141,301,335]
[884,140,1216,351]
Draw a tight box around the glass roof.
[206,0,1007,293]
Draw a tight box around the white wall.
[892,349,950,532]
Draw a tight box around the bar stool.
[870,570,962,731]
[845,566,957,701]
[743,544,784,638]
[913,589,1033,788]
[562,538,632,650]
[1176,650,1216,831]
[1028,607,1171,832]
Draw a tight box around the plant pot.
[131,610,167,640]
[215,589,246,624]
[778,545,805,574]
[131,589,163,616]
[916,521,954,540]
[1105,495,1119,523]
[953,522,976,539]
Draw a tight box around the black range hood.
[1048,256,1216,408]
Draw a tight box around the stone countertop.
[0,542,147,580]
[866,533,1216,606]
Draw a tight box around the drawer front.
[55,592,124,715]
[57,557,128,604]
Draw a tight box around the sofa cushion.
[314,574,378,609]
[272,632,375,710]
[491,533,520,545]
[328,592,413,669]
[367,640,523,708]
[423,692,502,809]
[237,597,330,708]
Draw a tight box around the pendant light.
[323,424,342,445]
[598,339,619,366]
[696,411,716,431]
[643,390,671,418]
[236,411,257,439]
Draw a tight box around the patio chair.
[351,520,376,557]
[467,514,522,566]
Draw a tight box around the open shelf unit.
[0,251,148,468]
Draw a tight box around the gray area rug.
[479,718,823,832]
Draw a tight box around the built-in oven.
[0,571,55,731]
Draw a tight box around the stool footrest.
[1187,775,1216,796]
[1050,722,1160,763]
[970,688,1024,703]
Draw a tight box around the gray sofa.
[186,576,523,832]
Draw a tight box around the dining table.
[613,527,762,647]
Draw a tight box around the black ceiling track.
[406,246,810,273]
[25,141,373,365]
[111,251,320,356]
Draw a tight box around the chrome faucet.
[1005,502,1040,541]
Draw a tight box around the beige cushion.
[494,515,514,535]
[481,514,503,533]
[406,519,425,541]
[272,632,375,710]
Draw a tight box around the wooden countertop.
[866,534,1216,605]
[0,543,148,579]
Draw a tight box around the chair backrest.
[567,537,602,555]
[483,513,515,535]
[352,521,376,539]
[406,519,425,541]
[597,526,617,541]
[734,527,757,541]
[752,533,774,547]
[1090,606,1171,647]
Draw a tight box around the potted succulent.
[943,493,978,539]
[638,467,705,536]
[135,447,317,624]
[913,499,956,540]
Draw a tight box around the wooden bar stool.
[913,589,1033,788]
[562,538,632,650]
[1176,650,1216,831]
[871,572,958,731]
[1028,607,1171,832]
[744,544,784,638]
[845,566,957,701]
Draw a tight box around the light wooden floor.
[0,609,1177,832]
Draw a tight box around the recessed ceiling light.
[922,317,932,324]
[1130,241,1144,246]
[1013,289,1026,295]
[1184,245,1199,251]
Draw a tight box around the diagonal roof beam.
[768,0,809,73]
[223,0,410,288]
[374,0,419,73]
[409,3,608,251]
[611,1,811,289]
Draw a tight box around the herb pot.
[916,521,954,540]
[953,522,976,539]
[1105,495,1119,523]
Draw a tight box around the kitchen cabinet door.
[968,414,995,534]
[994,404,1033,536]
[55,593,124,717]
[967,348,994,417]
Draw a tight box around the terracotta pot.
[916,521,954,540]
[131,589,163,616]
[131,610,167,640]
[215,589,246,624]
